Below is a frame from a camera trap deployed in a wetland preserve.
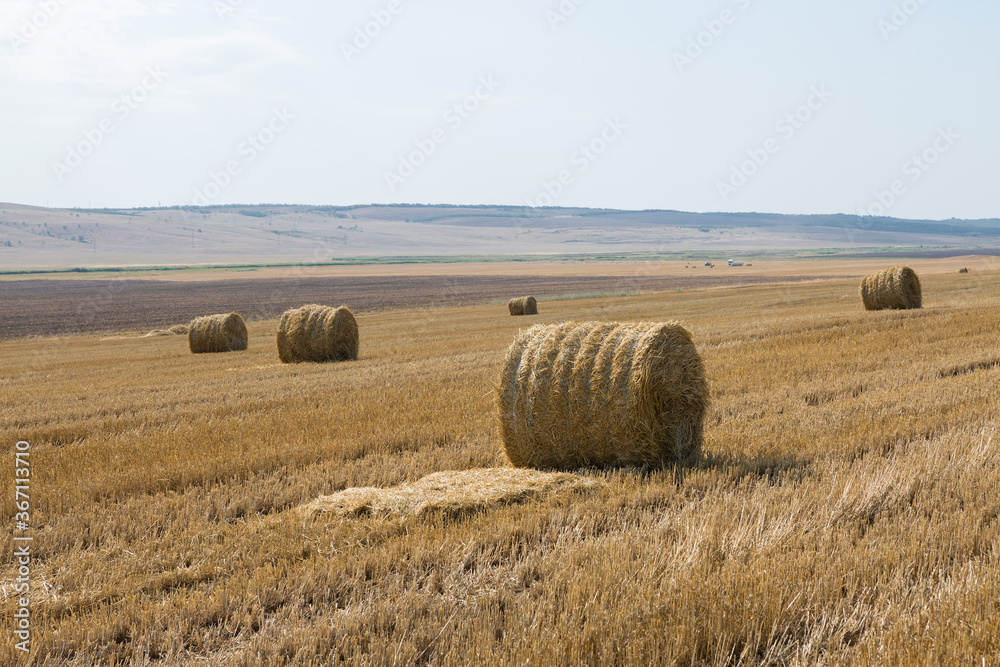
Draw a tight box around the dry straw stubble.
[508,296,538,316]
[859,266,922,311]
[187,313,248,353]
[498,321,708,470]
[276,304,359,363]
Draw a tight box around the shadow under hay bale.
[301,468,599,519]
[859,266,922,311]
[276,304,358,363]
[508,296,538,316]
[498,321,709,470]
[188,313,248,353]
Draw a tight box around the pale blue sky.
[0,0,996,219]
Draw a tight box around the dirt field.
[4,254,995,341]
[1,264,999,664]
[5,253,994,282]
[0,273,825,340]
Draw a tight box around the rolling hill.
[1,203,999,270]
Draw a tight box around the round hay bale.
[276,304,358,363]
[188,313,248,353]
[497,321,708,469]
[169,324,189,335]
[507,296,538,316]
[959,267,969,274]
[859,266,922,311]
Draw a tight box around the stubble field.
[1,266,999,665]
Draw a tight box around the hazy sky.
[0,0,996,219]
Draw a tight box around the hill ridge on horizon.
[1,202,998,271]
[4,200,999,225]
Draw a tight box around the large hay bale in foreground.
[508,296,538,316]
[300,468,600,519]
[498,321,708,469]
[188,313,247,353]
[276,304,358,363]
[859,266,922,311]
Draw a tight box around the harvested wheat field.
[2,268,1000,665]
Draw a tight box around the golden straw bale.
[507,296,538,316]
[497,321,708,470]
[276,304,358,363]
[859,266,922,311]
[187,313,248,353]
[300,468,600,519]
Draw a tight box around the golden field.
[2,266,999,665]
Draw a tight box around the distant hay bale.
[498,321,709,470]
[188,313,248,353]
[169,324,189,335]
[276,304,358,363]
[144,329,173,337]
[859,266,922,311]
[508,296,538,316]
[959,267,969,274]
[300,468,600,519]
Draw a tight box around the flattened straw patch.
[145,324,189,337]
[225,364,282,372]
[859,266,921,311]
[300,468,600,519]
